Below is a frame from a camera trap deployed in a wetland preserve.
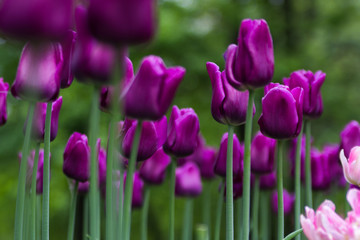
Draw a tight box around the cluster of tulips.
[1,0,360,240]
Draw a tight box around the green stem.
[242,89,255,240]
[236,198,242,240]
[89,88,101,240]
[14,102,35,240]
[141,186,150,240]
[30,144,40,240]
[42,102,52,240]
[83,195,89,240]
[277,140,285,240]
[67,182,79,240]
[294,126,303,240]
[122,121,142,240]
[283,229,303,240]
[251,176,260,240]
[196,224,209,240]
[182,198,194,240]
[214,181,225,240]
[202,181,211,237]
[169,160,176,240]
[226,125,235,240]
[37,195,42,240]
[118,168,124,240]
[304,120,312,208]
[24,192,31,239]
[260,191,270,240]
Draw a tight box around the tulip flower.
[11,42,63,102]
[323,144,344,186]
[175,162,202,197]
[340,147,360,186]
[225,19,274,90]
[164,106,200,157]
[123,56,185,120]
[214,132,243,180]
[119,116,167,161]
[88,0,156,45]
[206,62,255,126]
[63,132,91,182]
[60,31,77,89]
[311,148,331,190]
[284,70,326,118]
[271,189,295,215]
[258,83,304,139]
[139,148,171,184]
[72,6,117,84]
[340,120,360,158]
[0,0,72,40]
[259,171,276,190]
[251,131,276,174]
[123,171,144,208]
[0,78,9,126]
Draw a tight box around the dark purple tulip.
[259,171,276,190]
[0,78,9,126]
[271,189,295,215]
[60,30,77,89]
[123,56,185,120]
[258,83,304,139]
[340,120,360,158]
[251,131,276,174]
[175,162,202,197]
[214,132,243,180]
[139,147,171,185]
[311,148,331,190]
[0,0,72,40]
[119,116,167,161]
[88,0,156,45]
[63,132,90,182]
[225,19,274,90]
[163,106,200,158]
[223,181,243,200]
[11,42,63,102]
[28,97,62,142]
[78,181,90,194]
[206,62,255,126]
[284,70,326,118]
[323,144,344,186]
[22,149,45,194]
[72,6,117,84]
[123,171,144,208]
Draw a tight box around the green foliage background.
[0,0,359,239]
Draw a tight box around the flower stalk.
[67,182,78,240]
[294,126,303,240]
[304,120,312,208]
[226,125,234,240]
[30,144,40,240]
[277,140,285,240]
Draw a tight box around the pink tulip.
[340,147,360,186]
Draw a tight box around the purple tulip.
[223,181,243,200]
[163,106,200,157]
[63,132,90,182]
[206,62,255,126]
[175,162,202,197]
[139,147,171,185]
[60,30,77,89]
[214,132,243,180]
[78,181,90,194]
[123,171,144,208]
[340,120,360,158]
[259,171,276,190]
[88,0,156,45]
[323,144,344,186]
[21,149,46,194]
[119,116,167,161]
[123,56,185,120]
[225,19,274,90]
[26,97,62,142]
[72,6,117,84]
[311,148,331,191]
[284,70,326,118]
[0,78,9,126]
[251,131,276,174]
[271,189,295,215]
[0,0,72,40]
[11,42,63,102]
[258,83,304,139]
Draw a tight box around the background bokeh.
[1,0,359,239]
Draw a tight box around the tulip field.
[1,1,360,240]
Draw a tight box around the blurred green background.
[1,0,359,239]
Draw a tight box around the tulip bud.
[271,189,295,215]
[60,31,77,89]
[123,56,185,120]
[0,0,72,40]
[311,148,331,191]
[225,19,274,90]
[119,116,167,161]
[78,181,90,194]
[164,106,200,157]
[11,42,63,102]
[214,132,243,180]
[63,132,90,182]
[88,0,156,45]
[123,171,144,208]
[259,171,276,190]
[340,120,360,158]
[175,162,202,197]
[139,148,171,185]
[251,131,276,174]
[340,147,360,187]
[0,78,9,126]
[258,83,304,139]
